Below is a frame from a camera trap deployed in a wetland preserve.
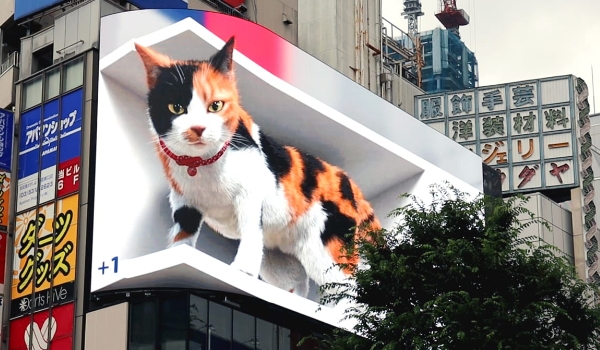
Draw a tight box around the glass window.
[278,327,291,350]
[233,310,255,350]
[189,295,208,350]
[160,296,188,350]
[63,56,84,92]
[45,67,60,100]
[129,300,157,350]
[23,75,43,110]
[256,318,277,350]
[209,301,232,350]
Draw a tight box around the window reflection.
[126,293,323,350]
[209,301,232,349]
[189,295,208,350]
[129,300,156,350]
[233,310,255,349]
[160,297,188,350]
[257,318,278,350]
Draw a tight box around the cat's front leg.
[167,189,203,248]
[229,194,264,278]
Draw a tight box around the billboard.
[10,194,79,319]
[95,9,483,326]
[0,109,14,171]
[9,302,74,350]
[16,89,83,213]
[415,76,579,194]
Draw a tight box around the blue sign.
[18,107,42,180]
[15,0,187,20]
[14,0,65,21]
[128,0,187,9]
[17,88,83,212]
[59,88,83,163]
[0,109,14,171]
[41,99,59,171]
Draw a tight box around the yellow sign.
[0,171,10,231]
[11,194,79,300]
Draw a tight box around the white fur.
[157,89,351,299]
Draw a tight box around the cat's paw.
[230,259,260,278]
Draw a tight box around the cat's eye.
[167,103,185,115]
[208,101,224,113]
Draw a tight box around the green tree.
[319,184,600,350]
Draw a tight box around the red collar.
[159,139,230,176]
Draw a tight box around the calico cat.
[134,37,380,297]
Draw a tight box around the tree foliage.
[318,184,600,350]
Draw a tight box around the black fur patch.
[173,205,203,234]
[338,172,357,209]
[147,63,198,136]
[259,132,292,182]
[230,121,258,150]
[299,152,325,200]
[320,200,356,246]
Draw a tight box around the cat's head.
[134,37,240,156]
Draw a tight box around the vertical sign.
[57,89,83,197]
[16,89,83,213]
[0,232,6,290]
[8,302,74,350]
[0,171,10,231]
[0,108,14,170]
[10,194,79,319]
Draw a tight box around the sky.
[381,0,600,115]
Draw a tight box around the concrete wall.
[188,0,298,45]
[84,303,129,350]
[0,65,17,108]
[298,0,381,95]
[518,192,575,263]
[0,0,14,26]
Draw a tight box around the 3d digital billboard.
[95,9,483,327]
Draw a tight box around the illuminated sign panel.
[95,9,483,328]
[415,76,578,194]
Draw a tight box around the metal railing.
[0,52,19,77]
[197,0,250,21]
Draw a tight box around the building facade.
[415,77,596,282]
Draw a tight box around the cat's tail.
[328,205,381,275]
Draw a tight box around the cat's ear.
[134,43,172,88]
[209,36,235,77]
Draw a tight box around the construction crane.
[435,0,469,38]
[401,0,425,88]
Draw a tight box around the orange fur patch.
[154,140,183,195]
[277,152,381,268]
[325,238,358,275]
[173,230,193,242]
[134,43,174,88]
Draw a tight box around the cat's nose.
[190,126,206,137]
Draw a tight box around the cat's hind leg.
[168,189,203,248]
[259,248,310,298]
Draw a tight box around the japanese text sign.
[0,171,10,231]
[0,109,14,171]
[415,76,578,194]
[11,194,79,315]
[16,89,83,213]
